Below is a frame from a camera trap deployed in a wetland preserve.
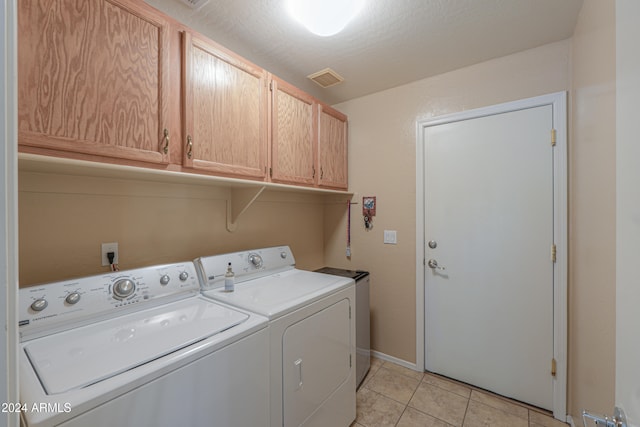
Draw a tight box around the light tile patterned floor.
[352,357,568,427]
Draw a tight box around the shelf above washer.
[18,153,352,232]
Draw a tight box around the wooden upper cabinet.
[18,0,348,191]
[18,0,171,164]
[270,77,317,186]
[318,104,348,189]
[182,31,268,180]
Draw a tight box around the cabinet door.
[182,32,268,179]
[18,0,170,164]
[271,78,317,186]
[318,104,348,189]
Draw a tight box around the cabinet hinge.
[269,167,273,177]
[551,244,557,263]
[269,81,273,91]
[551,358,557,377]
[551,129,557,147]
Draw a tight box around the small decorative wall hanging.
[363,196,376,230]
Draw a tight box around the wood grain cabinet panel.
[270,77,317,186]
[318,104,348,189]
[182,31,268,179]
[18,0,170,164]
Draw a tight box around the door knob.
[427,259,445,270]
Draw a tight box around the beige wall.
[569,0,616,418]
[325,40,571,363]
[19,171,327,286]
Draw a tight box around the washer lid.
[24,297,248,395]
[204,269,354,319]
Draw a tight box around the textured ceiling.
[145,0,584,105]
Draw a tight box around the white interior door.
[424,105,555,410]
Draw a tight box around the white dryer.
[195,246,356,427]
[18,261,269,427]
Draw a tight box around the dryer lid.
[24,297,248,395]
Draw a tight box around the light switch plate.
[383,230,397,244]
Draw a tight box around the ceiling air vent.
[176,0,210,9]
[307,68,344,88]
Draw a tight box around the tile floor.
[352,357,568,427]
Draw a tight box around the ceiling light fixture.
[286,0,365,37]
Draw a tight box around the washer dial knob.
[30,298,48,312]
[179,271,189,282]
[113,279,135,299]
[249,253,263,268]
[65,292,81,305]
[160,275,170,285]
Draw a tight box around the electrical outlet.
[101,242,119,266]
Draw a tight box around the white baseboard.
[370,350,420,372]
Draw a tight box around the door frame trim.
[415,92,567,420]
[2,1,20,426]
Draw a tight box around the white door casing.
[616,1,640,425]
[415,92,568,420]
[1,1,20,427]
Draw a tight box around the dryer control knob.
[160,275,170,285]
[113,279,135,299]
[65,292,81,305]
[30,298,48,312]
[249,253,263,268]
[179,271,189,282]
[280,251,287,259]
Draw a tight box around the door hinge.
[551,358,557,377]
[349,306,352,319]
[350,354,352,368]
[551,244,557,263]
[551,129,557,147]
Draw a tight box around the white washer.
[18,261,269,427]
[195,246,356,427]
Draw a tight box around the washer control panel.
[19,262,199,340]
[196,246,295,289]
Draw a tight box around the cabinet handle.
[186,135,193,159]
[320,167,324,179]
[162,128,169,154]
[312,166,315,178]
